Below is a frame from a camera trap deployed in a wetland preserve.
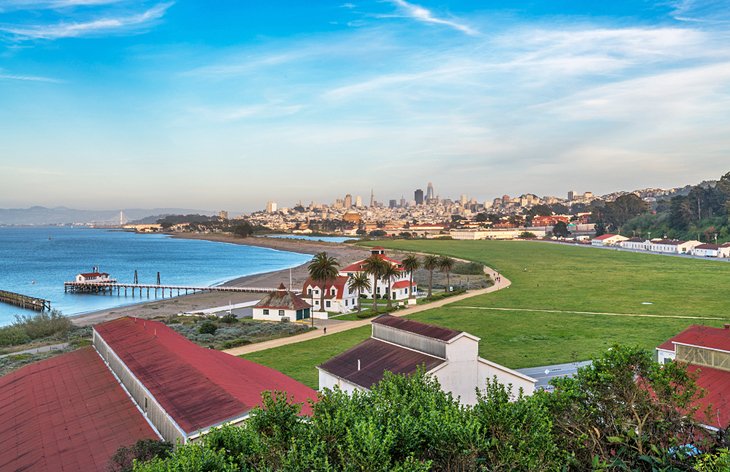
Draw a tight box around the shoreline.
[70,233,371,326]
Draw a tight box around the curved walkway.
[224,266,510,356]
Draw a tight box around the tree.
[546,345,708,470]
[231,222,254,238]
[307,252,340,326]
[401,254,420,299]
[347,272,371,313]
[108,439,173,472]
[438,256,455,292]
[362,255,387,311]
[552,221,570,238]
[380,263,401,310]
[422,254,439,298]
[198,321,217,335]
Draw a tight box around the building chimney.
[357,359,361,371]
[724,324,730,330]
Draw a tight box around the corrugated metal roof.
[95,317,316,434]
[0,347,157,472]
[658,325,730,352]
[372,314,461,341]
[318,338,445,389]
[687,365,730,429]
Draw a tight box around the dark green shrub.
[220,313,238,324]
[198,321,218,335]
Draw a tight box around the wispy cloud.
[0,1,173,40]
[0,70,61,82]
[667,0,730,23]
[386,0,478,36]
[0,0,121,11]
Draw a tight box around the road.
[517,360,592,391]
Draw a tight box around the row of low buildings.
[592,234,730,257]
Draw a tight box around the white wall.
[477,359,536,398]
[252,307,297,321]
[317,369,362,394]
[431,337,480,404]
[657,348,676,364]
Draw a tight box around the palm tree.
[401,254,420,299]
[438,256,455,293]
[422,254,439,298]
[380,263,401,310]
[307,252,340,327]
[347,272,371,313]
[362,255,387,311]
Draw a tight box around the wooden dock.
[0,290,51,312]
[64,282,295,299]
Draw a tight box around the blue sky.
[1,0,729,211]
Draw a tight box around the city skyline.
[1,1,729,210]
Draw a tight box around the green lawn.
[245,240,730,388]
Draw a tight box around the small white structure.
[75,268,114,283]
[340,248,416,301]
[302,275,359,314]
[252,284,311,322]
[591,234,628,247]
[317,315,536,405]
[692,243,720,258]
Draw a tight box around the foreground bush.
[0,310,72,347]
[134,346,722,471]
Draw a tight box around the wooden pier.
[64,282,295,299]
[0,290,51,312]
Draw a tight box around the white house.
[252,284,311,322]
[692,243,720,258]
[721,243,730,258]
[75,268,115,283]
[591,234,628,247]
[620,238,649,250]
[302,275,359,314]
[340,248,416,302]
[677,240,703,254]
[646,239,683,254]
[317,315,536,405]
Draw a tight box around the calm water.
[0,227,311,326]
[264,234,357,243]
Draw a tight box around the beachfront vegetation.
[136,346,722,471]
[243,239,730,388]
[165,316,312,350]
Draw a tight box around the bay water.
[0,227,311,326]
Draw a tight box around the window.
[263,309,269,315]
[331,288,336,296]
[307,288,312,295]
[144,397,148,413]
[279,310,285,316]
[326,301,331,308]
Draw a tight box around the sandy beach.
[71,234,371,326]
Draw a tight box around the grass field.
[244,240,730,388]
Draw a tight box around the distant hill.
[0,207,214,225]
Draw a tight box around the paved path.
[455,306,729,321]
[224,266,510,356]
[517,360,592,391]
[0,342,69,358]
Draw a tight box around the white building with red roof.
[302,275,358,313]
[340,247,416,302]
[253,283,312,321]
[591,234,628,247]
[75,267,115,283]
[657,325,730,430]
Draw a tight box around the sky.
[0,0,729,211]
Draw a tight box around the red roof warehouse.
[0,317,317,471]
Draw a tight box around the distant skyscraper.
[567,191,575,201]
[344,194,353,208]
[389,199,397,209]
[370,189,374,208]
[459,194,468,206]
[218,210,229,220]
[400,196,406,207]
[414,188,424,205]
[266,201,278,213]
[355,195,363,207]
[426,182,434,201]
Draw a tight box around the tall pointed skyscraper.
[426,182,434,202]
[370,189,374,207]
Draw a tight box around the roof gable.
[372,314,461,342]
[658,325,730,352]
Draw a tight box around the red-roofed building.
[0,347,158,472]
[591,234,628,247]
[93,317,317,443]
[253,283,312,321]
[75,266,115,283]
[302,275,358,314]
[657,325,730,429]
[318,315,535,405]
[339,247,416,302]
